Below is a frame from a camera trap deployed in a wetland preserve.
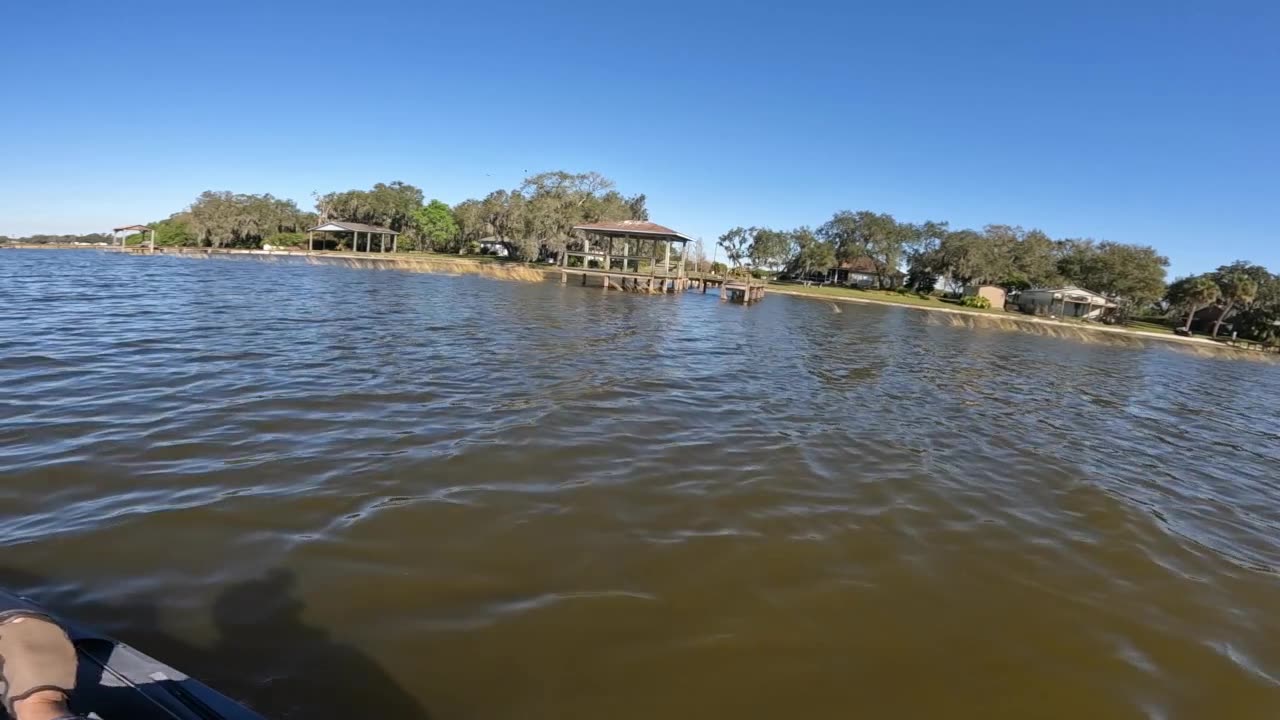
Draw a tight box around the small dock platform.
[557,269,765,303]
[721,281,767,305]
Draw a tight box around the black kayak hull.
[0,589,265,720]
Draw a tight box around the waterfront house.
[1016,286,1116,320]
[826,257,903,288]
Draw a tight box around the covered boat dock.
[308,221,399,253]
[112,224,155,251]
[563,220,695,293]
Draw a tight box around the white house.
[1016,286,1116,320]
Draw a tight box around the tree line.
[719,213,1169,309]
[101,171,648,264]
[719,211,1278,341]
[1,233,114,245]
[10,172,1274,343]
[1165,262,1280,342]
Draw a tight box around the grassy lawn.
[768,282,1009,314]
[1125,320,1175,334]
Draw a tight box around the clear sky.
[3,0,1276,277]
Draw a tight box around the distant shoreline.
[1,243,112,250]
[24,244,1273,359]
[767,286,1270,356]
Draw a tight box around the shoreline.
[767,287,1243,351]
[1,243,112,250]
[62,245,1278,358]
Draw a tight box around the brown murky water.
[2,250,1279,719]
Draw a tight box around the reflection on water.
[1,250,1279,719]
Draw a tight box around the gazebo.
[308,221,399,253]
[112,225,154,251]
[567,220,693,283]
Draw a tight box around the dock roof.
[572,220,693,243]
[309,221,399,235]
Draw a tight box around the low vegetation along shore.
[768,283,1270,359]
[81,244,1269,361]
[6,169,1278,356]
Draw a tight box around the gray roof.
[572,220,693,243]
[309,221,398,235]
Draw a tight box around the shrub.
[263,232,305,249]
[960,295,992,309]
[895,286,912,295]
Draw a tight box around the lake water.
[2,249,1279,719]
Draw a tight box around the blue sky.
[3,0,1276,278]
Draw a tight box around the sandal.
[0,611,77,716]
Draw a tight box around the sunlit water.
[2,250,1278,719]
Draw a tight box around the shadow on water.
[0,566,430,720]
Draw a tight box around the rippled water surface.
[3,250,1279,719]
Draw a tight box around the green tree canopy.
[1210,271,1259,337]
[126,214,195,247]
[1211,261,1276,310]
[934,228,1009,289]
[785,226,835,278]
[412,199,459,252]
[817,211,907,288]
[990,226,1058,291]
[187,191,311,248]
[451,171,646,261]
[748,228,795,271]
[717,227,753,275]
[1054,239,1168,309]
[316,181,424,234]
[1166,275,1221,332]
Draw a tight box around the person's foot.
[0,612,77,720]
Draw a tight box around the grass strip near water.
[1125,320,1176,335]
[767,283,1007,314]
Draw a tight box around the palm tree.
[1167,275,1221,333]
[1211,272,1259,337]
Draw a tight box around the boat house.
[308,222,399,253]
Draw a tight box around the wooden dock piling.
[721,280,766,305]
